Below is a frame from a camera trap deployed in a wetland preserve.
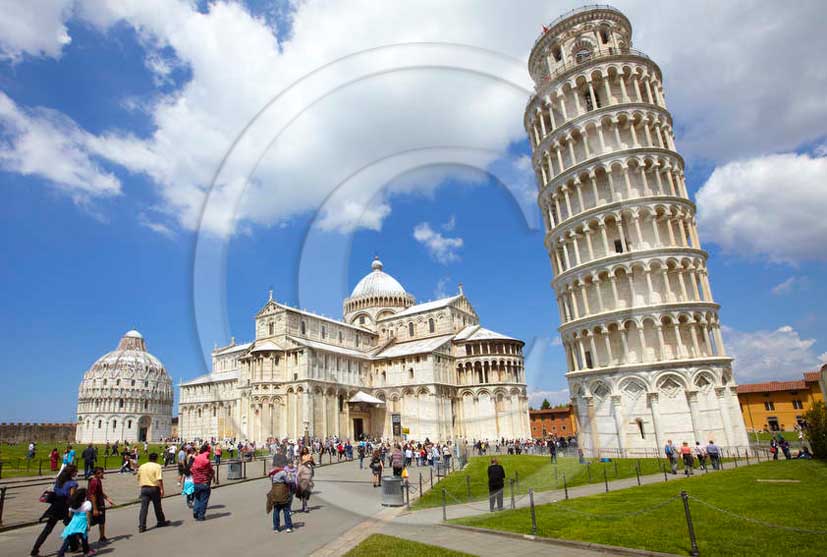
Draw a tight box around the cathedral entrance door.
[353,418,364,440]
[138,416,151,442]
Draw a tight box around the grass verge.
[450,460,827,556]
[413,454,688,509]
[343,534,473,556]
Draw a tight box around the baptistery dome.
[75,330,173,443]
[343,257,415,328]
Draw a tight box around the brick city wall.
[0,422,77,444]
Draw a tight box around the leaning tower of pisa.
[525,6,749,456]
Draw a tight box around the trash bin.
[380,476,404,507]
[226,460,243,480]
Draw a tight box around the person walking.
[50,448,60,472]
[770,438,779,460]
[213,443,222,470]
[390,445,404,477]
[31,465,78,557]
[707,440,720,470]
[81,444,97,480]
[680,442,694,476]
[267,466,294,533]
[369,449,383,488]
[191,444,214,521]
[357,442,366,469]
[181,447,196,508]
[55,488,96,557]
[487,458,505,512]
[664,440,678,474]
[694,442,707,471]
[136,453,170,533]
[87,467,114,544]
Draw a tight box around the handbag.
[39,490,56,504]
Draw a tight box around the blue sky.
[1,1,826,422]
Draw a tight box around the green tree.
[540,398,551,409]
[804,401,827,459]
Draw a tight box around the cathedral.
[178,258,531,443]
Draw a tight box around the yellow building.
[737,371,824,432]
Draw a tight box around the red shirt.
[190,452,214,484]
[88,477,104,505]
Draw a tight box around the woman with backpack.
[31,464,78,556]
[267,465,294,533]
[56,488,96,557]
[369,449,383,487]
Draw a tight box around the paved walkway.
[1,457,728,556]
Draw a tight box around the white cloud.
[820,353,827,365]
[433,276,453,299]
[413,222,464,264]
[696,152,827,264]
[442,215,456,232]
[527,388,570,409]
[0,0,73,61]
[3,1,827,235]
[724,325,823,383]
[0,92,121,201]
[771,276,808,296]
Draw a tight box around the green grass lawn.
[748,431,802,443]
[414,454,688,509]
[344,534,473,556]
[452,460,827,557]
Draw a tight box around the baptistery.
[76,330,173,443]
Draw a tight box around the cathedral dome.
[343,257,415,326]
[350,257,408,298]
[75,330,173,443]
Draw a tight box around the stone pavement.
[0,458,382,556]
[0,457,279,528]
[0,457,723,556]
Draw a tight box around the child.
[58,488,96,557]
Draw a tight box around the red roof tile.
[804,371,821,382]
[736,380,806,394]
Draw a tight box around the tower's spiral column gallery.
[524,6,749,455]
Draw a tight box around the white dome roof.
[79,330,172,394]
[350,257,408,298]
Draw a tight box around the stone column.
[715,387,734,447]
[611,394,625,454]
[686,390,703,444]
[648,392,664,451]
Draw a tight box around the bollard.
[562,473,568,500]
[554,464,558,482]
[635,462,641,486]
[680,491,700,556]
[419,472,423,496]
[263,457,266,476]
[466,475,471,501]
[243,459,247,479]
[405,480,411,509]
[529,489,537,535]
[587,462,591,482]
[664,467,668,482]
[745,450,750,465]
[510,478,516,509]
[430,467,434,489]
[442,489,447,521]
[39,459,43,476]
[0,486,6,525]
[215,460,220,485]
[614,460,618,478]
[733,452,738,468]
[603,467,609,493]
[0,462,3,480]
